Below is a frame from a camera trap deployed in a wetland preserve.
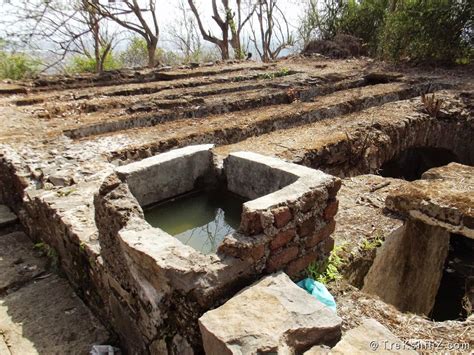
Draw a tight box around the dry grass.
[421,93,443,118]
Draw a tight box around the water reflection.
[144,190,245,254]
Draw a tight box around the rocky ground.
[0,205,111,354]
[0,56,472,353]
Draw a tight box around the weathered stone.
[267,247,299,272]
[0,275,110,354]
[273,206,292,228]
[306,221,335,248]
[323,199,339,221]
[298,216,317,237]
[321,237,335,255]
[386,163,474,238]
[240,210,264,235]
[285,249,319,278]
[327,179,342,199]
[331,319,416,354]
[271,228,296,250]
[218,233,269,261]
[304,345,330,354]
[48,173,73,187]
[0,205,17,228]
[363,220,450,315]
[115,144,215,206]
[199,273,342,354]
[0,232,47,294]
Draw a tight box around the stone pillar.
[363,219,450,315]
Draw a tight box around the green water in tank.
[144,189,246,254]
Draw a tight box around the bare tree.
[167,0,202,62]
[187,0,231,59]
[229,0,257,59]
[250,0,294,62]
[297,0,320,48]
[2,0,117,73]
[86,0,160,67]
[187,0,255,60]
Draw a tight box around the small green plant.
[275,67,290,77]
[257,68,291,80]
[57,188,77,197]
[0,51,41,80]
[307,244,346,284]
[68,51,121,74]
[34,242,59,271]
[361,235,384,251]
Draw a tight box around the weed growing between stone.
[257,67,291,80]
[307,244,346,284]
[34,242,59,271]
[360,232,384,251]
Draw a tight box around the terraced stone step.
[100,81,444,162]
[11,65,287,106]
[65,77,412,139]
[32,73,307,117]
[28,63,274,92]
[214,91,471,177]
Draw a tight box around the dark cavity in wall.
[379,147,459,181]
[430,234,473,321]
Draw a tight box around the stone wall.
[0,144,341,354]
[220,152,341,278]
[93,148,340,352]
[116,144,215,206]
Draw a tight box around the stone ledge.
[386,163,474,238]
[0,205,18,229]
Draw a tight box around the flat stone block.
[331,318,416,354]
[0,232,47,294]
[0,205,17,229]
[199,272,341,354]
[0,275,110,354]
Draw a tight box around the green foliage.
[0,51,41,80]
[360,233,384,251]
[305,0,473,65]
[307,244,346,284]
[155,48,181,66]
[34,242,59,271]
[120,37,211,67]
[379,0,473,65]
[257,68,291,80]
[68,50,121,74]
[339,0,389,55]
[120,37,149,68]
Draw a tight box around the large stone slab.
[199,272,342,354]
[363,219,450,315]
[330,319,416,354]
[0,232,47,294]
[386,163,474,238]
[0,275,110,354]
[0,205,17,229]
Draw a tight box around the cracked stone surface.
[330,318,417,354]
[199,272,342,354]
[0,228,110,354]
[386,163,474,238]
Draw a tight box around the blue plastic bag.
[297,278,337,313]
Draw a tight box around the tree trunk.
[219,43,230,60]
[147,38,158,67]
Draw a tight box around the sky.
[0,0,310,62]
